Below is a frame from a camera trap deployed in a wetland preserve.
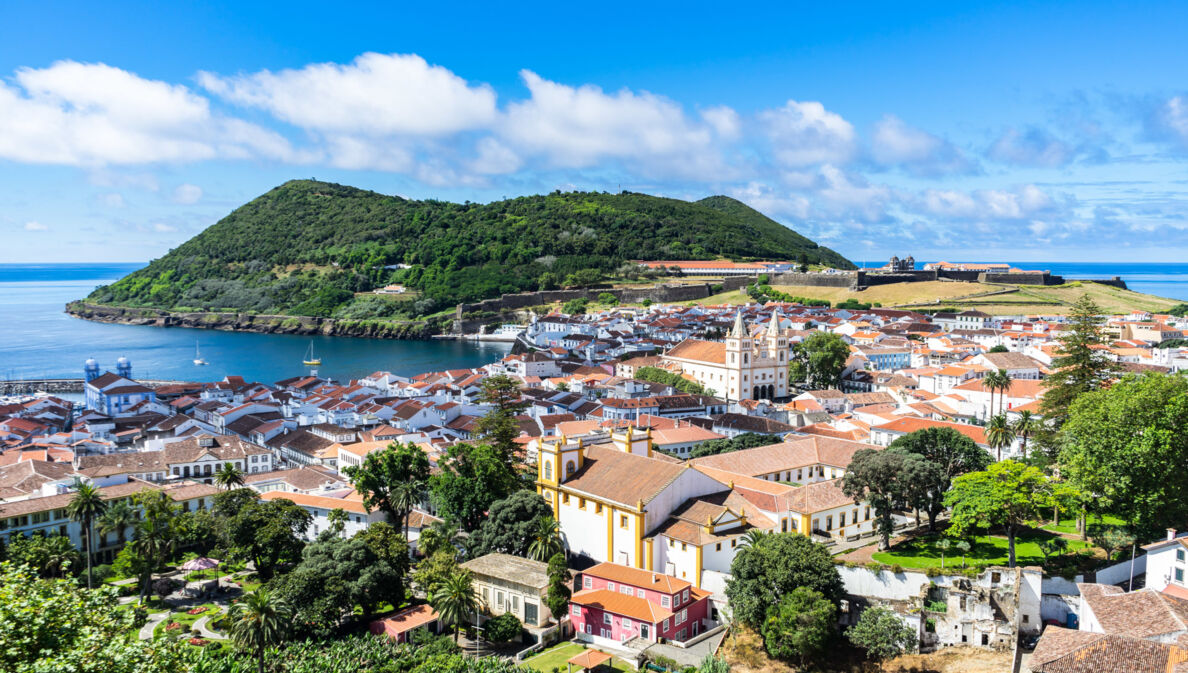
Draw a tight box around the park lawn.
[1040,514,1126,536]
[524,642,633,673]
[872,532,1094,569]
[153,603,224,638]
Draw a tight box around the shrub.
[88,564,115,584]
[865,562,884,574]
[924,566,942,577]
[483,612,523,643]
[889,564,905,574]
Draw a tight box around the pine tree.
[1040,295,1119,430]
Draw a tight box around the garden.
[523,642,634,673]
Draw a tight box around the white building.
[662,312,790,402]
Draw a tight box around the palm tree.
[985,414,1016,461]
[737,529,770,548]
[980,371,1001,420]
[214,463,245,490]
[993,368,1013,417]
[392,482,420,539]
[1011,410,1038,459]
[527,516,563,562]
[130,516,175,603]
[66,480,107,589]
[228,588,291,673]
[98,499,137,547]
[430,569,479,644]
[42,534,82,578]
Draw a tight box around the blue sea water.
[0,263,511,383]
[1009,262,1188,303]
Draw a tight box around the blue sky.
[3,1,1188,264]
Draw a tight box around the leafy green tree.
[325,507,349,539]
[846,607,917,671]
[597,292,618,306]
[688,432,780,459]
[431,569,479,643]
[841,449,906,550]
[985,414,1015,461]
[527,516,564,562]
[0,563,189,673]
[345,443,431,536]
[1038,537,1068,564]
[789,331,850,389]
[357,520,411,568]
[725,532,844,628]
[430,442,522,530]
[220,494,311,579]
[545,552,572,621]
[944,461,1055,567]
[988,344,1009,353]
[1092,527,1136,563]
[483,612,523,642]
[66,480,107,589]
[760,587,836,665]
[414,550,462,595]
[1041,295,1119,430]
[1059,372,1188,535]
[634,366,714,396]
[468,491,555,558]
[888,427,991,529]
[894,450,947,529]
[562,298,589,315]
[563,268,604,288]
[214,462,245,490]
[228,588,292,673]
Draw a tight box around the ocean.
[0,264,511,383]
[1009,262,1188,303]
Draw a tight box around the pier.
[0,378,189,396]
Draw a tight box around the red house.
[569,563,712,647]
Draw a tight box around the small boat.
[302,341,322,366]
[193,341,208,366]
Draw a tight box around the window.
[601,628,611,638]
[676,628,687,641]
[603,613,612,625]
[544,462,553,480]
[682,590,688,602]
[715,542,721,551]
[662,619,670,630]
[865,506,871,521]
[562,493,569,504]
[512,595,519,611]
[661,595,671,608]
[839,513,846,527]
[637,588,645,598]
[1177,568,1184,583]
[608,582,615,591]
[579,498,586,509]
[483,588,490,602]
[668,539,674,547]
[781,519,788,533]
[572,605,581,616]
[681,543,687,551]
[621,585,632,595]
[677,609,687,624]
[496,591,504,608]
[1178,549,1185,562]
[620,515,628,528]
[826,516,833,531]
[585,624,592,634]
[584,576,593,589]
[623,618,633,629]
[596,503,603,514]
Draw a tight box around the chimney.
[1169,528,1178,541]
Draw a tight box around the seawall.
[65,302,439,339]
[0,378,190,395]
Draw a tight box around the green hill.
[83,180,853,319]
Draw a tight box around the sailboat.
[193,341,208,366]
[303,341,322,366]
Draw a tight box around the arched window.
[565,460,577,477]
[544,462,553,480]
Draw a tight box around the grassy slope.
[690,280,1181,315]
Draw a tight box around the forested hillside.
[84,180,852,319]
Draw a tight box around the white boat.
[193,341,208,366]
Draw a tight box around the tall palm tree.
[1011,410,1038,459]
[130,516,175,603]
[98,499,137,547]
[228,588,291,673]
[985,414,1016,461]
[392,482,420,539]
[66,480,107,589]
[430,569,479,644]
[994,369,1014,417]
[527,516,563,562]
[214,463,245,490]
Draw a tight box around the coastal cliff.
[65,301,441,340]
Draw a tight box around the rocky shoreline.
[64,301,441,340]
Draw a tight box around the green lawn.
[872,532,1094,569]
[152,603,224,638]
[524,642,633,673]
[1039,514,1125,536]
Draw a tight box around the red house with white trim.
[569,562,713,648]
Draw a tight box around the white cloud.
[988,127,1074,167]
[499,71,731,177]
[23,221,48,231]
[759,100,856,167]
[917,184,1056,220]
[871,115,973,175]
[1143,95,1188,150]
[468,137,522,175]
[152,222,176,232]
[172,184,203,204]
[99,192,125,208]
[200,53,497,137]
[701,105,741,140]
[0,60,296,166]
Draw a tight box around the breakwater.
[0,378,189,396]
